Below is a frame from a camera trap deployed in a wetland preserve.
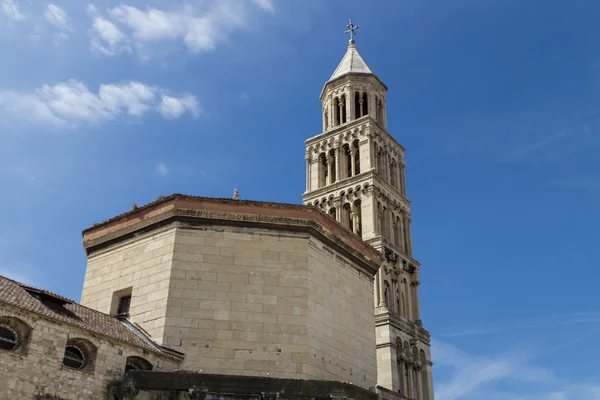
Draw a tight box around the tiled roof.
[0,275,183,360]
[329,41,374,82]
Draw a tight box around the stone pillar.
[328,98,334,128]
[401,163,406,195]
[398,212,406,252]
[305,152,311,192]
[378,266,385,307]
[338,98,344,125]
[375,270,381,306]
[383,98,387,129]
[334,145,341,183]
[326,154,333,185]
[350,144,357,177]
[405,276,413,321]
[413,279,422,321]
[346,90,352,122]
[416,367,423,400]
[407,215,413,255]
[398,358,406,397]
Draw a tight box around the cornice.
[305,115,370,145]
[375,310,431,345]
[302,172,372,201]
[84,208,381,278]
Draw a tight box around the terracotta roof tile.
[0,275,182,360]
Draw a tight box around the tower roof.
[329,41,374,82]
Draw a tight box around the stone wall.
[0,304,179,400]
[81,226,178,342]
[306,238,377,386]
[81,222,378,389]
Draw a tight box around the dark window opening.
[63,345,85,370]
[0,325,18,351]
[117,295,131,316]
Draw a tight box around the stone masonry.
[0,294,180,400]
[80,195,381,389]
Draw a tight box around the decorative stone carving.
[188,388,208,400]
[260,392,280,400]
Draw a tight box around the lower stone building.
[0,275,183,399]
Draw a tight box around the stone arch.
[125,355,153,375]
[63,337,98,373]
[0,316,32,354]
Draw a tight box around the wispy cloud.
[155,162,168,177]
[159,95,200,119]
[0,80,200,129]
[45,4,73,33]
[441,311,600,338]
[1,0,24,21]
[252,0,275,13]
[87,1,274,57]
[433,338,600,400]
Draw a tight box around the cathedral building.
[0,25,434,400]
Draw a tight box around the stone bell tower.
[302,20,435,400]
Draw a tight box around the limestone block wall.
[164,226,312,378]
[81,219,378,389]
[0,305,178,400]
[165,226,377,389]
[81,227,177,342]
[306,238,377,387]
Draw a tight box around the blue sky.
[1,0,599,398]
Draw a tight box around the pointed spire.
[329,40,374,82]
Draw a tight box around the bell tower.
[303,20,435,400]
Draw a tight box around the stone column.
[398,359,406,397]
[326,154,333,185]
[334,145,341,183]
[405,276,413,321]
[375,270,381,306]
[346,90,353,122]
[305,152,311,192]
[350,144,357,177]
[378,266,385,306]
[416,367,423,400]
[401,164,406,195]
[407,365,414,398]
[338,98,344,125]
[398,211,406,252]
[407,215,413,255]
[328,98,334,128]
[413,279,422,321]
[383,98,387,129]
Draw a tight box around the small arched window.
[0,317,31,353]
[125,356,153,375]
[0,325,18,351]
[62,338,97,372]
[63,345,86,369]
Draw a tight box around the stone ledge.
[123,371,378,400]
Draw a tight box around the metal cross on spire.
[345,17,358,42]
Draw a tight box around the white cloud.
[432,339,600,400]
[88,1,274,57]
[159,94,200,119]
[252,0,274,13]
[0,80,200,128]
[45,4,73,32]
[156,162,168,177]
[91,16,129,55]
[1,0,24,20]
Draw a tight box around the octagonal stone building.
[80,195,381,389]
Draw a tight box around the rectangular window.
[117,295,131,315]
